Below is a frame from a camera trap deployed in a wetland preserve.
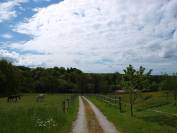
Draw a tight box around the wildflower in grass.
[35,117,57,128]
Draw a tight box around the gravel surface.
[71,96,88,133]
[83,97,119,133]
[72,96,120,133]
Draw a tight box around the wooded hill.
[0,59,176,96]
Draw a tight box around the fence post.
[119,96,122,113]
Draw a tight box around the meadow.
[0,94,78,133]
[88,92,177,133]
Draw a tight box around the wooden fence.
[89,93,173,113]
[62,95,77,113]
[89,94,126,112]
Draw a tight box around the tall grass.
[0,94,78,133]
[88,93,177,133]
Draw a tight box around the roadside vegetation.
[0,59,177,132]
[0,94,78,133]
[88,92,177,133]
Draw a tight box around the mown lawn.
[0,94,78,133]
[88,92,177,133]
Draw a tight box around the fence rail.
[88,93,174,113]
[89,94,125,112]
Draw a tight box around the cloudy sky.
[0,0,177,74]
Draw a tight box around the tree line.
[0,60,177,99]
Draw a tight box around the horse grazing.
[36,94,45,102]
[7,95,21,102]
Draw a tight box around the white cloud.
[12,0,177,73]
[0,0,28,23]
[0,49,19,63]
[2,33,13,39]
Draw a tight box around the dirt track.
[71,96,119,133]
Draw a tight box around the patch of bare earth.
[82,97,104,133]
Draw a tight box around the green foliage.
[122,65,152,91]
[0,59,176,96]
[121,65,152,116]
[0,60,122,95]
[0,60,20,96]
[161,77,177,104]
[161,77,177,91]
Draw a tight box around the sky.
[0,0,177,74]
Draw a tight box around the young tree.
[122,65,152,116]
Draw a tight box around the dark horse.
[7,95,21,102]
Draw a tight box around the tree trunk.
[129,90,134,117]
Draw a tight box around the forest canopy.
[0,60,176,96]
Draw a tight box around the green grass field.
[88,92,177,133]
[0,94,78,133]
